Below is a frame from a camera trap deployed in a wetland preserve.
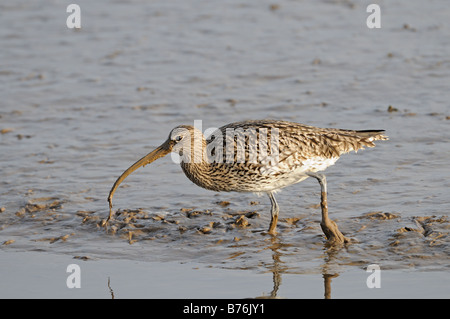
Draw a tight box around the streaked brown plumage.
[107,120,388,244]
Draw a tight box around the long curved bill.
[107,140,172,221]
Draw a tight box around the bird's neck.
[179,139,217,190]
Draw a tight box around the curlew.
[107,120,388,244]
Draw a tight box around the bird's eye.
[175,135,183,142]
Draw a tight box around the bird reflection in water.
[255,236,343,299]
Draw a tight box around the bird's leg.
[267,192,279,235]
[307,172,349,245]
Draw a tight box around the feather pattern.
[177,120,388,193]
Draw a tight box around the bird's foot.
[267,229,277,236]
[267,214,278,236]
[100,218,109,228]
[320,218,350,245]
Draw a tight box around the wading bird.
[107,120,388,244]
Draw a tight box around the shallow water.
[1,0,449,298]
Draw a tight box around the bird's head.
[106,125,204,220]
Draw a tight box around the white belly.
[256,156,339,192]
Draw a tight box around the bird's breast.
[179,154,339,193]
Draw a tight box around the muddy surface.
[1,196,449,274]
[1,0,449,297]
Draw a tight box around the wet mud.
[1,196,448,275]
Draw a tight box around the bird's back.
[210,119,387,162]
[184,120,387,193]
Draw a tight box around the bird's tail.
[327,129,388,155]
[355,130,388,141]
